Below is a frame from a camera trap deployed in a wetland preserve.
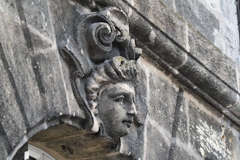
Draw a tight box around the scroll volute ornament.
[60,7,142,142]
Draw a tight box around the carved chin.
[108,124,130,138]
[118,128,129,137]
[116,122,132,137]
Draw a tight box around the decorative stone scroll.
[60,6,142,153]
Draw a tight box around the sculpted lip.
[122,120,133,128]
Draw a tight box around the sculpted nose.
[127,103,137,116]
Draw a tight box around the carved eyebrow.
[109,92,134,99]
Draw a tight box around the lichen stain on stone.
[196,120,231,160]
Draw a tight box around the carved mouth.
[122,120,133,128]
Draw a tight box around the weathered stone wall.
[0,0,85,159]
[160,0,240,101]
[164,0,239,63]
[139,59,240,160]
[0,0,240,160]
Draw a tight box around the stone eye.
[113,95,125,104]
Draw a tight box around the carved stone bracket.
[60,6,142,157]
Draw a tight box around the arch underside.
[15,123,132,160]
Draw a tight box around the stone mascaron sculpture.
[60,6,142,154]
[86,56,138,141]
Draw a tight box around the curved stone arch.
[9,115,87,160]
[9,114,128,160]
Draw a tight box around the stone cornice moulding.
[121,0,240,124]
[78,0,240,125]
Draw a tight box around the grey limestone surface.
[145,119,170,160]
[0,139,8,160]
[0,0,85,159]
[188,100,233,160]
[148,65,178,134]
[119,0,240,120]
[173,0,240,64]
[140,60,240,160]
[0,0,240,160]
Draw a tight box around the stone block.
[175,0,219,42]
[148,66,178,133]
[30,54,69,116]
[21,0,54,40]
[0,0,51,127]
[0,45,27,148]
[19,0,72,117]
[127,0,239,93]
[178,58,238,108]
[47,0,87,117]
[170,145,199,160]
[160,0,175,11]
[48,0,88,44]
[187,26,238,90]
[0,0,81,130]
[188,100,233,160]
[232,129,240,160]
[175,0,239,63]
[0,104,26,149]
[130,0,187,49]
[145,119,171,160]
[0,137,8,160]
[131,17,187,69]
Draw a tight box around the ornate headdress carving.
[60,6,142,135]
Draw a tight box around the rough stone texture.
[145,118,170,160]
[140,61,240,160]
[148,63,178,133]
[175,0,220,43]
[0,0,85,159]
[175,97,189,143]
[170,145,197,160]
[0,44,27,149]
[172,0,240,64]
[188,101,233,160]
[0,0,240,160]
[232,128,240,160]
[0,0,69,128]
[178,56,238,108]
[0,137,8,160]
[119,0,239,90]
[187,26,238,89]
[175,92,240,160]
[134,0,188,49]
[116,0,240,119]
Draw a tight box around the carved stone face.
[97,82,136,139]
